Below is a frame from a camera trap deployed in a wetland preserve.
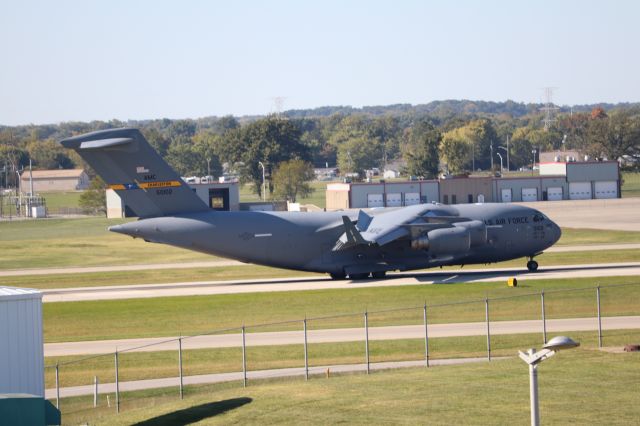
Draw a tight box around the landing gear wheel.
[349,273,370,280]
[329,272,346,280]
[371,271,387,279]
[527,260,539,272]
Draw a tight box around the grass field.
[1,214,638,271]
[43,276,640,343]
[54,349,640,425]
[40,191,83,212]
[46,329,639,389]
[622,171,640,197]
[240,180,330,208]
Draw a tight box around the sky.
[1,0,639,125]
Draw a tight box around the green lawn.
[40,191,83,212]
[55,349,640,426]
[622,171,640,197]
[240,180,330,208]
[0,217,215,270]
[46,329,639,389]
[43,276,640,343]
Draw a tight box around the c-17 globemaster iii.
[61,128,561,280]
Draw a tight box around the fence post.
[423,303,430,367]
[485,298,491,361]
[93,376,98,407]
[596,285,603,348]
[55,363,60,409]
[178,337,184,399]
[364,311,370,374]
[114,351,120,413]
[541,290,547,344]
[303,318,309,381]
[242,325,247,387]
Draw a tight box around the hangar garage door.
[367,193,384,208]
[594,181,617,199]
[547,187,563,201]
[386,193,402,207]
[404,192,421,206]
[522,188,538,202]
[569,182,592,200]
[501,188,512,203]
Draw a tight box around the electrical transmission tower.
[540,87,559,130]
[271,96,287,117]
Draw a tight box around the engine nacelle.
[453,220,487,247]
[411,226,471,254]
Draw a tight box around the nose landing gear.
[526,258,539,272]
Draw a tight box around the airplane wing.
[333,204,469,251]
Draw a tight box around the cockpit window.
[533,213,546,222]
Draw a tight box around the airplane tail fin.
[60,128,209,218]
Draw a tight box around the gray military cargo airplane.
[61,128,561,280]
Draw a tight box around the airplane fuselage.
[110,203,561,277]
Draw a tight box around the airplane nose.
[553,222,562,244]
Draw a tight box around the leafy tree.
[79,176,106,216]
[272,159,314,202]
[26,139,74,169]
[440,131,471,174]
[403,119,441,178]
[239,116,309,196]
[142,128,171,157]
[587,111,640,160]
[337,135,383,177]
[166,143,203,176]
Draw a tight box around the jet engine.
[410,220,486,255]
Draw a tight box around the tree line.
[1,101,639,199]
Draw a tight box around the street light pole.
[490,143,494,171]
[531,149,537,176]
[206,157,211,178]
[519,336,580,426]
[258,161,266,202]
[496,153,503,173]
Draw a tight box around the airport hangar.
[326,160,620,209]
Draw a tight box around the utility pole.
[490,143,494,171]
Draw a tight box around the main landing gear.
[526,258,539,272]
[328,271,387,280]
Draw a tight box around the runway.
[2,243,639,277]
[44,315,640,357]
[41,262,640,303]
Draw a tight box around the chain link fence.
[45,281,640,423]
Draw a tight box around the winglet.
[357,209,373,232]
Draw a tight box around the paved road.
[41,262,640,303]
[2,242,638,277]
[45,356,507,399]
[518,198,640,231]
[44,315,640,357]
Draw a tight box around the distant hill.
[282,99,640,119]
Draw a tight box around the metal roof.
[0,286,42,301]
[20,169,86,179]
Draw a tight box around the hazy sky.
[2,0,639,125]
